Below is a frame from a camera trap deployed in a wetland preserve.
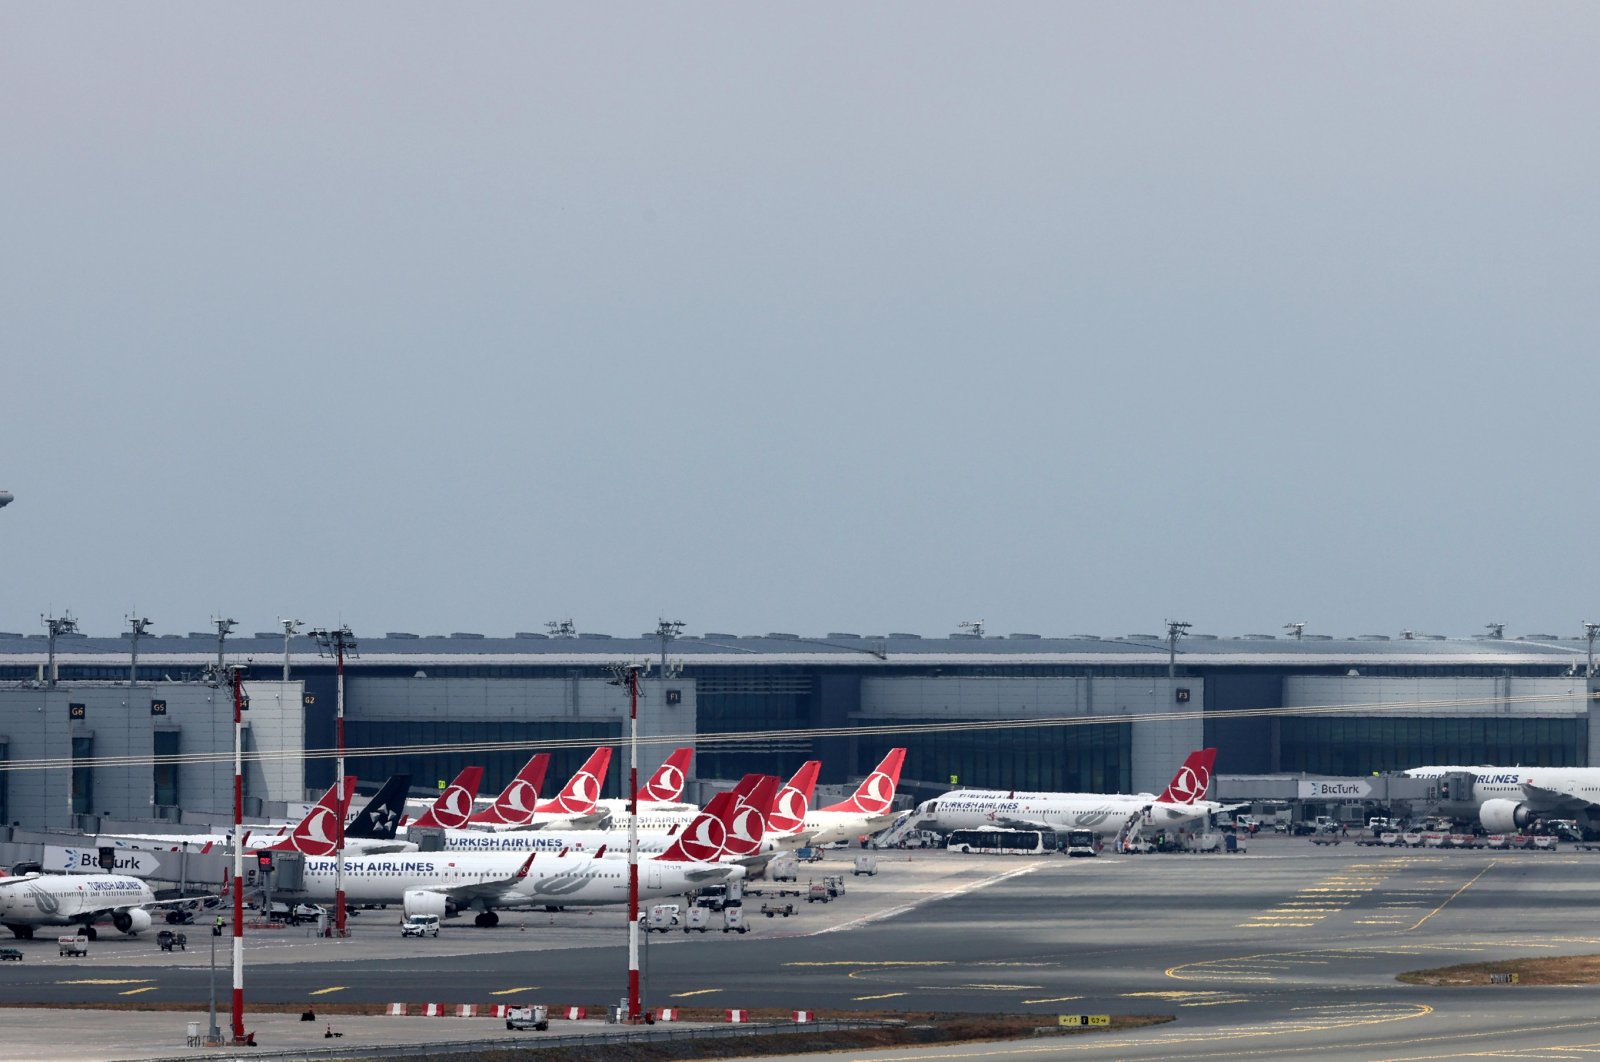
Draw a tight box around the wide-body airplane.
[911,749,1227,840]
[1403,763,1600,833]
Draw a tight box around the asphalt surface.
[6,836,1600,1060]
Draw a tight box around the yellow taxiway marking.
[670,988,723,998]
[60,979,152,986]
[787,960,948,968]
[490,986,540,996]
[1022,996,1082,1004]
[1410,861,1495,931]
[309,986,347,996]
[1179,998,1250,1007]
[853,992,907,1001]
[119,987,158,996]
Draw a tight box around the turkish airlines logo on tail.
[724,805,764,854]
[554,771,600,813]
[849,771,896,815]
[431,784,474,828]
[290,806,340,856]
[769,786,808,833]
[1166,765,1209,803]
[670,815,727,863]
[643,763,685,802]
[496,780,538,822]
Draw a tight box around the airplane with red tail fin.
[468,755,551,826]
[790,748,908,846]
[407,767,486,831]
[908,748,1239,841]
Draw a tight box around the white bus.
[945,829,1051,855]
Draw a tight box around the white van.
[400,914,439,938]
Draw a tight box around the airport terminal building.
[0,627,1595,831]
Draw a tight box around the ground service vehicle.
[947,828,1050,855]
[505,1005,548,1031]
[400,914,439,938]
[1065,829,1098,857]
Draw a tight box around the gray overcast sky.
[3,5,1597,642]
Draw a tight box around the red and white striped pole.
[334,637,347,937]
[230,666,246,1044]
[627,665,641,1022]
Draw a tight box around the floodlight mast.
[1284,622,1305,641]
[1585,622,1600,678]
[308,626,358,936]
[279,619,302,682]
[1165,620,1191,680]
[607,661,649,1023]
[42,612,77,688]
[199,662,251,1045]
[1485,622,1506,640]
[214,617,236,671]
[127,615,153,686]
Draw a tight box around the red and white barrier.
[421,1003,447,1017]
[655,1008,678,1022]
[455,1004,479,1017]
[491,1004,511,1017]
[726,1009,749,1023]
[385,1003,407,1016]
[563,1006,587,1021]
[793,1010,814,1023]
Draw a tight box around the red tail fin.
[656,792,734,863]
[768,761,819,836]
[637,747,694,803]
[469,754,550,825]
[537,747,612,815]
[265,776,357,856]
[723,775,780,858]
[820,748,906,814]
[1156,749,1217,804]
[411,767,485,829]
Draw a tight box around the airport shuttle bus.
[944,828,1051,855]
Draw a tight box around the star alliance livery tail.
[346,774,412,840]
[410,767,486,829]
[820,748,907,815]
[1155,748,1217,805]
[468,754,551,826]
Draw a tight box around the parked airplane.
[0,871,186,940]
[422,774,776,863]
[100,776,414,857]
[406,768,486,830]
[1403,763,1600,834]
[593,747,697,816]
[481,747,614,831]
[790,748,908,846]
[910,749,1227,841]
[288,780,746,926]
[466,755,550,827]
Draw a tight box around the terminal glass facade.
[152,731,180,808]
[858,718,1131,793]
[70,735,92,815]
[694,670,815,780]
[1278,716,1586,775]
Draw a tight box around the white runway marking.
[811,863,1045,936]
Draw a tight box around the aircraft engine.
[113,908,152,935]
[402,889,452,920]
[1480,798,1533,834]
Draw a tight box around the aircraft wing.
[1519,781,1593,812]
[431,853,539,904]
[989,814,1062,832]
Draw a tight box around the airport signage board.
[1298,779,1372,799]
[1059,1015,1111,1027]
[44,846,159,877]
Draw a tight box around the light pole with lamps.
[308,626,356,936]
